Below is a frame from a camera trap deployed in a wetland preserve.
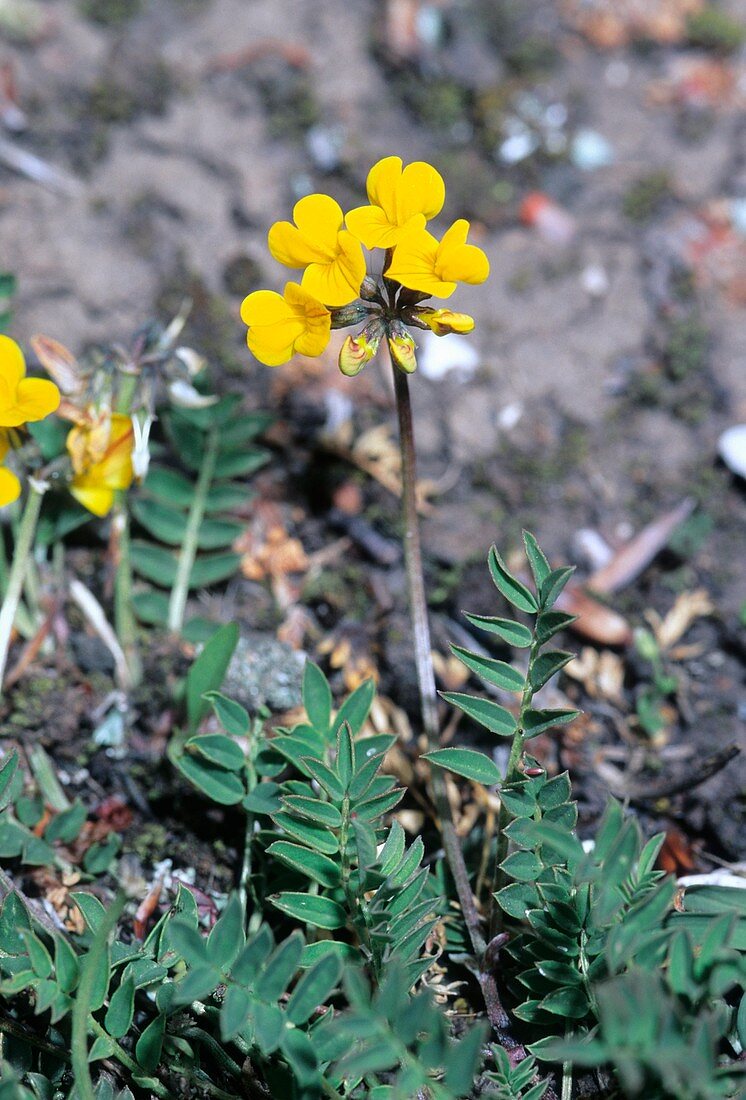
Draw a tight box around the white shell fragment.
[718,424,746,479]
[418,331,479,380]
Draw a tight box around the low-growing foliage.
[0,537,743,1098]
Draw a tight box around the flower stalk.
[113,375,142,686]
[168,427,219,633]
[389,352,486,960]
[0,479,46,694]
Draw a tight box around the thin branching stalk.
[168,427,219,633]
[0,479,46,694]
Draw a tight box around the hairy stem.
[0,480,45,694]
[168,428,219,633]
[389,356,485,960]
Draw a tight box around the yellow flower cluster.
[241,156,489,373]
[0,336,60,506]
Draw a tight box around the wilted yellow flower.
[0,435,20,508]
[241,282,331,366]
[386,219,489,299]
[268,195,366,307]
[0,335,60,427]
[67,413,134,517]
[346,156,445,249]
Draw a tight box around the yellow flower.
[240,282,331,367]
[0,335,60,427]
[0,435,20,507]
[346,156,445,249]
[415,308,475,336]
[386,219,489,299]
[268,195,366,307]
[67,413,134,517]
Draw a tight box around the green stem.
[0,481,45,694]
[168,428,219,633]
[389,356,485,960]
[113,375,142,687]
[113,500,142,686]
[71,892,126,1100]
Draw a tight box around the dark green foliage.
[131,396,272,630]
[316,962,488,1098]
[483,1046,548,1099]
[432,532,579,786]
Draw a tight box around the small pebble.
[571,129,614,171]
[718,424,746,478]
[581,263,610,298]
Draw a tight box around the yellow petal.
[241,289,293,328]
[366,156,402,215]
[248,330,296,366]
[0,466,20,507]
[292,194,344,252]
[97,416,134,488]
[346,205,425,249]
[386,228,456,296]
[398,161,445,222]
[294,326,331,358]
[300,232,366,306]
[0,334,26,390]
[417,308,475,335]
[436,220,490,286]
[2,377,61,426]
[71,485,115,517]
[268,220,324,268]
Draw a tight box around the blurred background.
[1,0,745,848]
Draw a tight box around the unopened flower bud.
[338,318,384,377]
[330,303,370,330]
[413,307,475,337]
[387,322,417,374]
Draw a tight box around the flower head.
[241,282,331,367]
[67,412,134,517]
[268,195,366,307]
[346,156,445,249]
[386,219,489,299]
[0,335,60,427]
[242,156,488,377]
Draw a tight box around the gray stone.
[222,633,306,714]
